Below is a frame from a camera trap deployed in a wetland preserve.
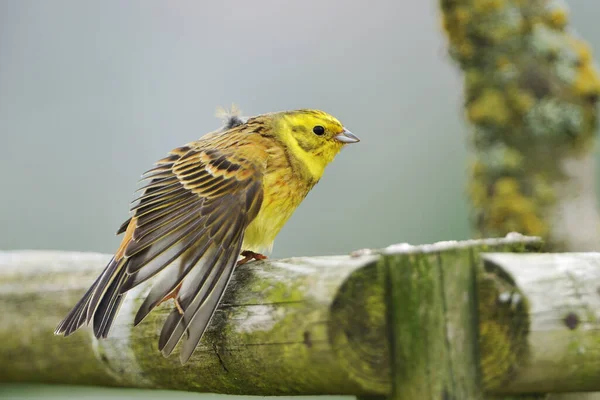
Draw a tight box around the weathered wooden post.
[384,245,483,399]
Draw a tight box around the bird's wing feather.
[55,140,265,362]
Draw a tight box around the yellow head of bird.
[272,109,359,167]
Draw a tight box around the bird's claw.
[237,250,268,266]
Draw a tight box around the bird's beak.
[334,128,360,144]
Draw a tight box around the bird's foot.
[174,298,184,315]
[237,250,268,266]
[157,284,184,315]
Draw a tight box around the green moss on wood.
[476,239,533,392]
[1,239,548,396]
[386,253,451,399]
[111,257,384,396]
[329,261,389,394]
[379,236,540,399]
[0,253,120,387]
[477,266,530,391]
[482,252,600,395]
[0,291,116,387]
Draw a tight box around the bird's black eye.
[313,125,325,135]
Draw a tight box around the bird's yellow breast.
[241,146,314,253]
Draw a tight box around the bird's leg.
[157,283,184,315]
[237,250,268,266]
[158,284,189,339]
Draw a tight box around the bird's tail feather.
[93,263,128,338]
[54,256,127,338]
[55,219,135,338]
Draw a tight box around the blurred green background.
[1,0,599,399]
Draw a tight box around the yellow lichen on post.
[440,0,600,250]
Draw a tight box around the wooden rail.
[2,235,600,398]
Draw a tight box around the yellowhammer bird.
[54,108,359,363]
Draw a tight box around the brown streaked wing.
[55,136,266,353]
[114,143,265,361]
